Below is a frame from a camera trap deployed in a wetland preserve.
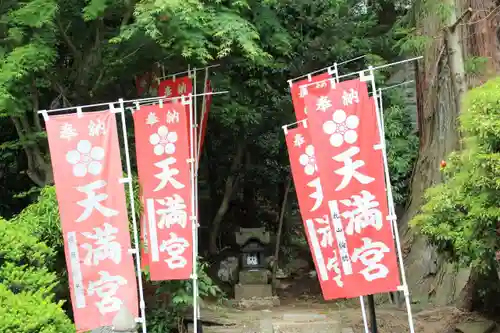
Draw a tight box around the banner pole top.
[37,101,114,116]
[288,55,366,83]
[122,90,229,106]
[157,64,220,82]
[282,119,308,134]
[298,56,423,90]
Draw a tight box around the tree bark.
[208,143,245,255]
[400,0,469,307]
[271,176,292,291]
[445,2,469,117]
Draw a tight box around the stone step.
[187,324,261,333]
[272,320,342,333]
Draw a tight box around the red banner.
[139,195,149,270]
[198,80,212,156]
[46,111,138,332]
[136,72,159,97]
[133,102,193,281]
[285,123,345,300]
[290,73,332,121]
[303,79,400,298]
[158,76,193,148]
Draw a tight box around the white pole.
[361,68,415,333]
[299,56,423,90]
[192,68,201,323]
[185,91,199,333]
[359,296,370,333]
[377,90,395,240]
[117,99,147,333]
[197,67,210,163]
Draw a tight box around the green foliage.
[411,77,500,273]
[464,56,489,76]
[147,261,224,333]
[384,90,419,205]
[0,218,73,332]
[10,186,63,252]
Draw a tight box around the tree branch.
[11,117,46,187]
[449,7,472,32]
[121,0,136,29]
[57,19,80,60]
[271,175,293,290]
[31,81,43,133]
[208,143,246,254]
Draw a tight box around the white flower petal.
[299,154,309,166]
[305,145,315,157]
[154,144,164,156]
[346,115,359,129]
[165,143,176,155]
[330,133,344,147]
[344,130,358,144]
[304,164,315,176]
[157,125,168,137]
[149,133,160,145]
[66,150,81,165]
[90,146,105,161]
[167,131,178,143]
[88,161,103,175]
[333,110,347,123]
[323,121,337,135]
[73,164,87,177]
[77,140,92,154]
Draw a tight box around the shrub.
[0,218,74,332]
[411,77,500,273]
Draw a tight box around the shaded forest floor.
[199,276,500,333]
[201,299,499,333]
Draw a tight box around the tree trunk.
[400,0,469,306]
[445,0,468,116]
[241,152,257,228]
[271,176,292,291]
[11,116,53,187]
[208,144,245,255]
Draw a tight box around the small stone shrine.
[234,227,272,300]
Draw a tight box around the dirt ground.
[202,300,499,333]
[199,276,500,333]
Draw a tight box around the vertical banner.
[303,79,400,298]
[46,111,138,332]
[290,73,332,121]
[139,195,149,270]
[136,72,159,97]
[157,76,193,148]
[285,123,345,300]
[198,80,212,156]
[133,102,193,281]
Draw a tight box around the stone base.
[234,283,272,300]
[239,270,269,284]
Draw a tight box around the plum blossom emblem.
[149,125,178,156]
[299,145,317,176]
[66,140,105,177]
[323,110,359,147]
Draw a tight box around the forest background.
[0,0,499,332]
